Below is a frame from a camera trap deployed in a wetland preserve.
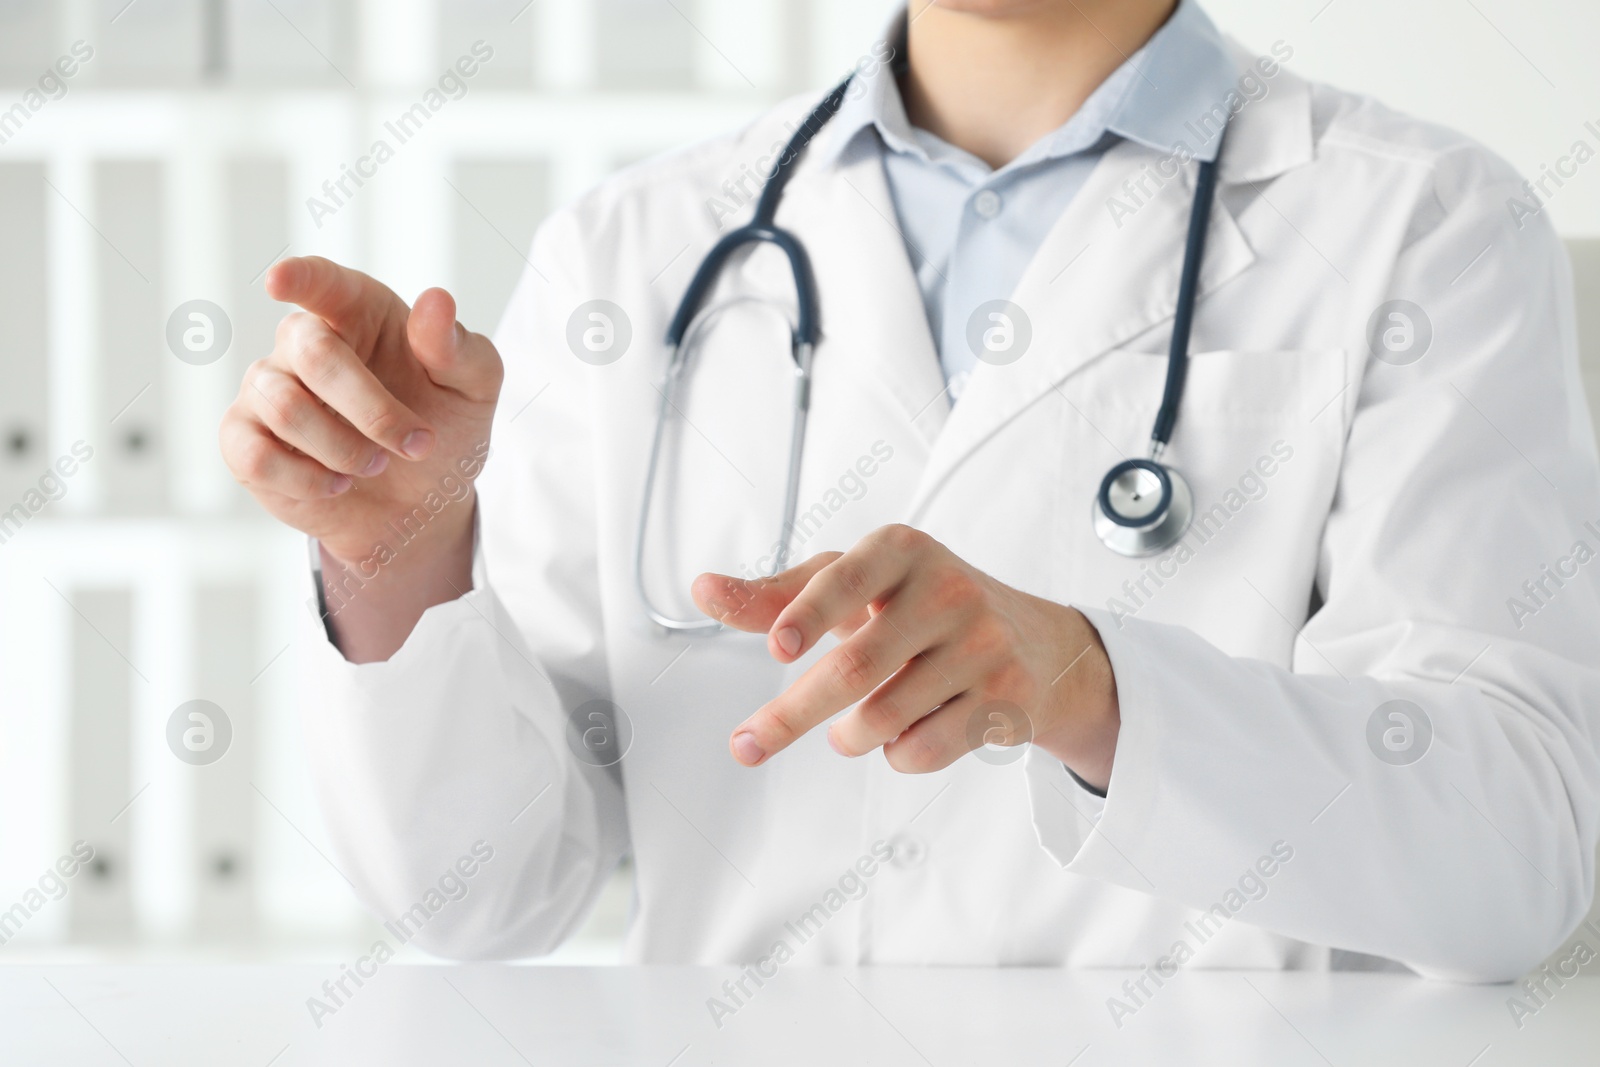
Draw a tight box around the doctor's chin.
[6,0,1600,1062]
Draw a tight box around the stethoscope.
[636,73,1224,633]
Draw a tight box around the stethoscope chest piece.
[1094,457,1193,557]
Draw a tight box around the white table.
[1,964,1593,1066]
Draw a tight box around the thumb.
[407,288,503,403]
[693,552,861,636]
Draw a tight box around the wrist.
[1031,607,1120,792]
[318,491,476,574]
[316,502,477,663]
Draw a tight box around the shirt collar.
[811,0,1241,174]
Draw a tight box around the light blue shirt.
[812,0,1241,395]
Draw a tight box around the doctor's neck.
[900,0,1179,170]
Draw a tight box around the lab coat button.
[888,831,928,870]
[973,189,1002,219]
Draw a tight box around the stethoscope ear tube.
[662,78,850,353]
[637,78,852,632]
[636,308,816,634]
[664,226,822,357]
[634,342,723,634]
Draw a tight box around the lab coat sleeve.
[294,209,628,960]
[1024,148,1600,982]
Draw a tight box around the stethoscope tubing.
[1151,134,1225,453]
[635,80,852,633]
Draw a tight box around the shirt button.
[888,831,929,870]
[972,189,1002,219]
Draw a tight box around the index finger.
[690,552,861,636]
[732,609,931,766]
[266,256,402,340]
[727,534,919,766]
[766,525,917,661]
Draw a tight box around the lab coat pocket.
[1055,347,1350,657]
[1073,347,1350,426]
[1136,348,1351,504]
[1061,345,1351,446]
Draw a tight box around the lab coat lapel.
[729,53,1313,526]
[906,137,1256,520]
[774,147,953,447]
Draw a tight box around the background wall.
[0,0,1594,965]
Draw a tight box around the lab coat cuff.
[1022,746,1105,864]
[300,508,489,669]
[1022,605,1158,878]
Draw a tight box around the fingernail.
[731,732,765,766]
[774,626,802,657]
[329,476,353,495]
[360,452,389,477]
[400,429,433,459]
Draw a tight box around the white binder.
[90,0,206,87]
[67,587,137,942]
[0,164,50,515]
[595,0,695,89]
[436,0,535,87]
[0,2,58,83]
[449,158,550,335]
[94,160,168,515]
[225,0,355,85]
[191,584,258,941]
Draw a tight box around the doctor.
[222,0,1600,982]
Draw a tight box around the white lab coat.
[297,49,1600,982]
